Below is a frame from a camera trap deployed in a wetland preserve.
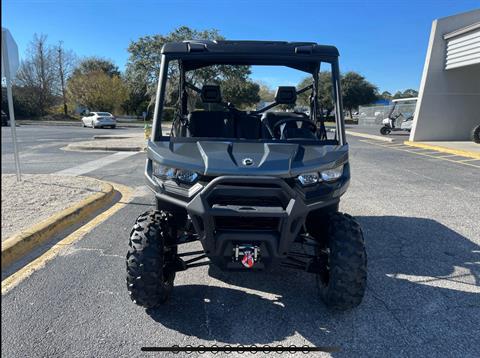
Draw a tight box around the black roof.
[161,40,339,73]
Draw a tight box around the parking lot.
[1,125,479,357]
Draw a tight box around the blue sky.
[2,0,479,93]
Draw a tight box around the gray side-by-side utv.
[126,40,367,310]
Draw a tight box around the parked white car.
[81,112,116,128]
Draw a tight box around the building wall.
[410,9,480,141]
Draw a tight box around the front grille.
[210,195,283,207]
[215,216,280,231]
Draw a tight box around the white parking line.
[55,152,137,176]
[459,158,480,162]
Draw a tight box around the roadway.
[1,125,479,357]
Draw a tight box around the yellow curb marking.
[1,180,115,270]
[403,141,480,160]
[1,182,133,295]
[361,140,480,169]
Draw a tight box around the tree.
[2,85,44,117]
[72,57,120,78]
[125,27,222,114]
[380,91,392,100]
[258,83,275,102]
[222,79,260,109]
[393,88,418,99]
[341,72,378,118]
[68,58,127,113]
[56,42,77,116]
[15,34,58,116]
[297,71,334,116]
[121,82,150,116]
[125,26,260,113]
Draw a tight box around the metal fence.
[357,103,416,127]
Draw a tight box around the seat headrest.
[201,85,222,103]
[275,86,297,105]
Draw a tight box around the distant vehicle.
[380,97,417,135]
[81,112,116,129]
[1,110,9,126]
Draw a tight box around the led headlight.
[297,172,320,186]
[152,162,199,184]
[152,162,175,179]
[320,164,344,182]
[176,169,199,184]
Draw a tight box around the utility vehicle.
[380,97,417,135]
[126,40,367,310]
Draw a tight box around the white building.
[410,9,480,141]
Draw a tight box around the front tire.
[317,213,367,310]
[126,210,177,308]
[380,126,391,135]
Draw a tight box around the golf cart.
[126,40,367,310]
[380,97,417,135]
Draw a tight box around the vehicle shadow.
[146,216,479,355]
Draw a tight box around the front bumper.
[95,120,116,126]
[145,164,349,270]
[186,176,309,269]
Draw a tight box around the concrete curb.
[345,130,395,142]
[1,180,115,270]
[65,143,146,152]
[404,141,480,159]
[16,121,145,128]
[2,182,133,294]
[16,121,80,127]
[93,135,139,140]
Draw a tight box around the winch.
[233,245,260,268]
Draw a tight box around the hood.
[147,140,348,177]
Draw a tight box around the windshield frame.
[151,54,346,145]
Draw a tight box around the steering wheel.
[272,118,317,139]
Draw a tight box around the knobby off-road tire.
[126,210,177,308]
[317,212,367,310]
[472,124,480,144]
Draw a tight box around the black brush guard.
[186,176,308,270]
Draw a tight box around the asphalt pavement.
[1,125,479,357]
[345,124,411,141]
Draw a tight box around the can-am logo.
[242,158,254,166]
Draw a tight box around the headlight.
[176,169,199,183]
[297,164,344,186]
[152,162,199,184]
[297,172,319,186]
[320,164,344,182]
[152,163,175,179]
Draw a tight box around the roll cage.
[151,40,346,145]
